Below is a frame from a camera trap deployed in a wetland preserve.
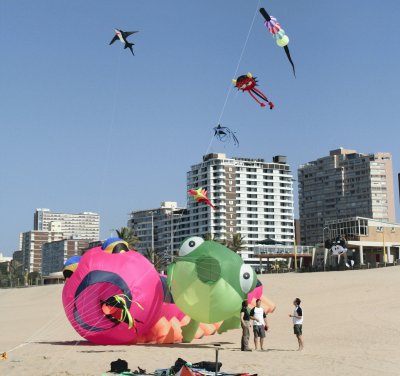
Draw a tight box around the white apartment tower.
[298,148,395,246]
[34,208,100,241]
[186,153,295,249]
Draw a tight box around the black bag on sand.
[171,358,188,373]
[109,358,130,373]
[192,361,222,372]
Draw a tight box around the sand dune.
[1,267,400,376]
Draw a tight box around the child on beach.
[289,298,304,351]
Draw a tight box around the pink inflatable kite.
[62,246,164,345]
[62,239,276,345]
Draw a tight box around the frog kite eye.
[239,264,256,293]
[179,236,204,257]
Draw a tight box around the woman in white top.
[289,298,304,351]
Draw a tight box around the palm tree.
[144,247,163,271]
[228,233,246,253]
[115,227,139,249]
[202,233,214,241]
[202,233,228,246]
[7,260,22,287]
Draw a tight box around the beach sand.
[1,266,399,376]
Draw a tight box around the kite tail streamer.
[113,295,133,329]
[251,88,274,110]
[248,90,266,107]
[102,294,145,331]
[259,7,296,77]
[284,46,296,77]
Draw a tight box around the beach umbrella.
[256,238,285,245]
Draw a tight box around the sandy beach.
[1,267,399,376]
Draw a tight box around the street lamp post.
[322,226,329,271]
[382,227,387,264]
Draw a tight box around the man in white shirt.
[289,297,304,351]
[249,299,268,351]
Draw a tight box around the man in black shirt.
[240,300,252,351]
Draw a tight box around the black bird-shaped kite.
[109,29,138,56]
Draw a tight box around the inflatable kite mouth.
[196,256,221,283]
[73,270,134,332]
[101,295,144,331]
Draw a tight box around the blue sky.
[1,0,399,256]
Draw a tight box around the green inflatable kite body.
[167,237,257,342]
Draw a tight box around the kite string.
[33,293,122,376]
[99,48,123,204]
[4,251,244,360]
[152,1,262,254]
[3,8,264,355]
[9,52,128,357]
[217,0,261,124]
[5,269,136,355]
[173,0,262,248]
[32,1,263,314]
[7,47,125,362]
[5,281,119,353]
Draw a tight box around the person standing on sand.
[250,299,268,351]
[240,300,252,351]
[289,298,304,351]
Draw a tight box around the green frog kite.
[167,236,257,342]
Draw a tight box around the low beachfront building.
[252,245,315,272]
[323,217,400,266]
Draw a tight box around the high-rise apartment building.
[34,208,100,241]
[298,148,395,245]
[186,153,294,250]
[21,231,64,273]
[128,153,295,265]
